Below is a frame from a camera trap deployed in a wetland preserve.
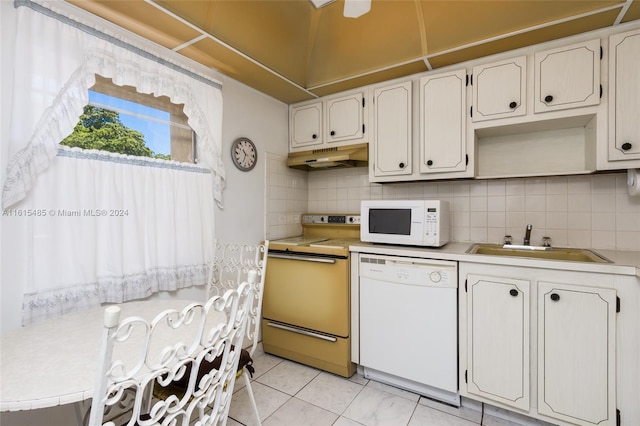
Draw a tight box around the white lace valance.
[2,0,225,210]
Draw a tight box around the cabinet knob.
[399,162,405,169]
[509,101,517,109]
[544,95,554,103]
[509,289,518,297]
[312,134,317,139]
[330,130,336,136]
[550,293,560,302]
[621,142,633,151]
[427,160,433,166]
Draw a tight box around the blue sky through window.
[89,91,171,156]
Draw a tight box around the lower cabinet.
[537,282,617,426]
[466,275,530,411]
[460,264,618,426]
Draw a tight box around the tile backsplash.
[266,153,640,251]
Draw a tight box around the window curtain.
[2,1,224,324]
[2,0,226,209]
[21,148,215,325]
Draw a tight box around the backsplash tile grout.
[266,153,640,251]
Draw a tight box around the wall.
[265,153,309,240]
[215,81,289,244]
[267,156,640,252]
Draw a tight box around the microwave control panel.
[424,207,440,244]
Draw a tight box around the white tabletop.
[0,299,224,412]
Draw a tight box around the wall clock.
[230,137,257,171]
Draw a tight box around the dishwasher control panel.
[359,254,457,288]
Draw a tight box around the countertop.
[350,242,640,277]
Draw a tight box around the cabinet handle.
[510,289,518,297]
[550,293,560,302]
[509,101,517,109]
[621,142,633,151]
[427,160,433,166]
[330,130,336,136]
[544,95,554,103]
[399,162,405,169]
[312,134,317,139]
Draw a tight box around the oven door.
[263,251,349,337]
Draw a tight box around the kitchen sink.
[466,243,611,263]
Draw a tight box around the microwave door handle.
[268,253,337,264]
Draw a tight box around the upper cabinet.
[290,101,323,150]
[289,90,367,152]
[419,69,468,175]
[325,92,366,144]
[534,39,601,113]
[472,56,527,122]
[371,81,412,177]
[288,24,640,178]
[607,28,640,165]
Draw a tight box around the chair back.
[88,274,256,426]
[207,240,269,357]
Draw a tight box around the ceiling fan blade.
[343,0,371,18]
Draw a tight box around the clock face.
[231,138,257,171]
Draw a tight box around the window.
[61,76,196,162]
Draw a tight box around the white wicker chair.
[88,274,256,426]
[207,240,269,426]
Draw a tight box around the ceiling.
[67,0,640,105]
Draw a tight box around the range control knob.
[430,271,442,283]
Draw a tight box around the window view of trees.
[60,76,195,163]
[61,105,171,160]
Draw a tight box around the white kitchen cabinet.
[472,56,526,122]
[419,69,467,174]
[371,81,412,177]
[290,101,323,150]
[607,28,640,164]
[465,274,530,411]
[289,90,367,152]
[534,39,601,113]
[538,282,617,426]
[460,263,619,426]
[325,91,366,144]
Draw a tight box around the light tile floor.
[227,344,529,426]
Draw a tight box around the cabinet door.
[538,282,616,426]
[372,81,412,177]
[609,29,640,161]
[325,92,365,144]
[472,56,526,122]
[290,102,323,150]
[419,69,467,174]
[466,275,530,411]
[534,39,601,113]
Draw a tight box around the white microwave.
[360,200,450,247]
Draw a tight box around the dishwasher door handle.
[268,253,336,264]
[267,321,337,342]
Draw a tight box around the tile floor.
[227,344,531,426]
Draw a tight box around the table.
[0,299,225,413]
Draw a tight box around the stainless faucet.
[524,224,532,246]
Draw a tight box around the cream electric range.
[262,214,360,377]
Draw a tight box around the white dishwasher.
[359,253,459,406]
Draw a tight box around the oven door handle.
[268,253,336,264]
[267,321,337,342]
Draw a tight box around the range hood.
[287,143,368,171]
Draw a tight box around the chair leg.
[242,372,262,426]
